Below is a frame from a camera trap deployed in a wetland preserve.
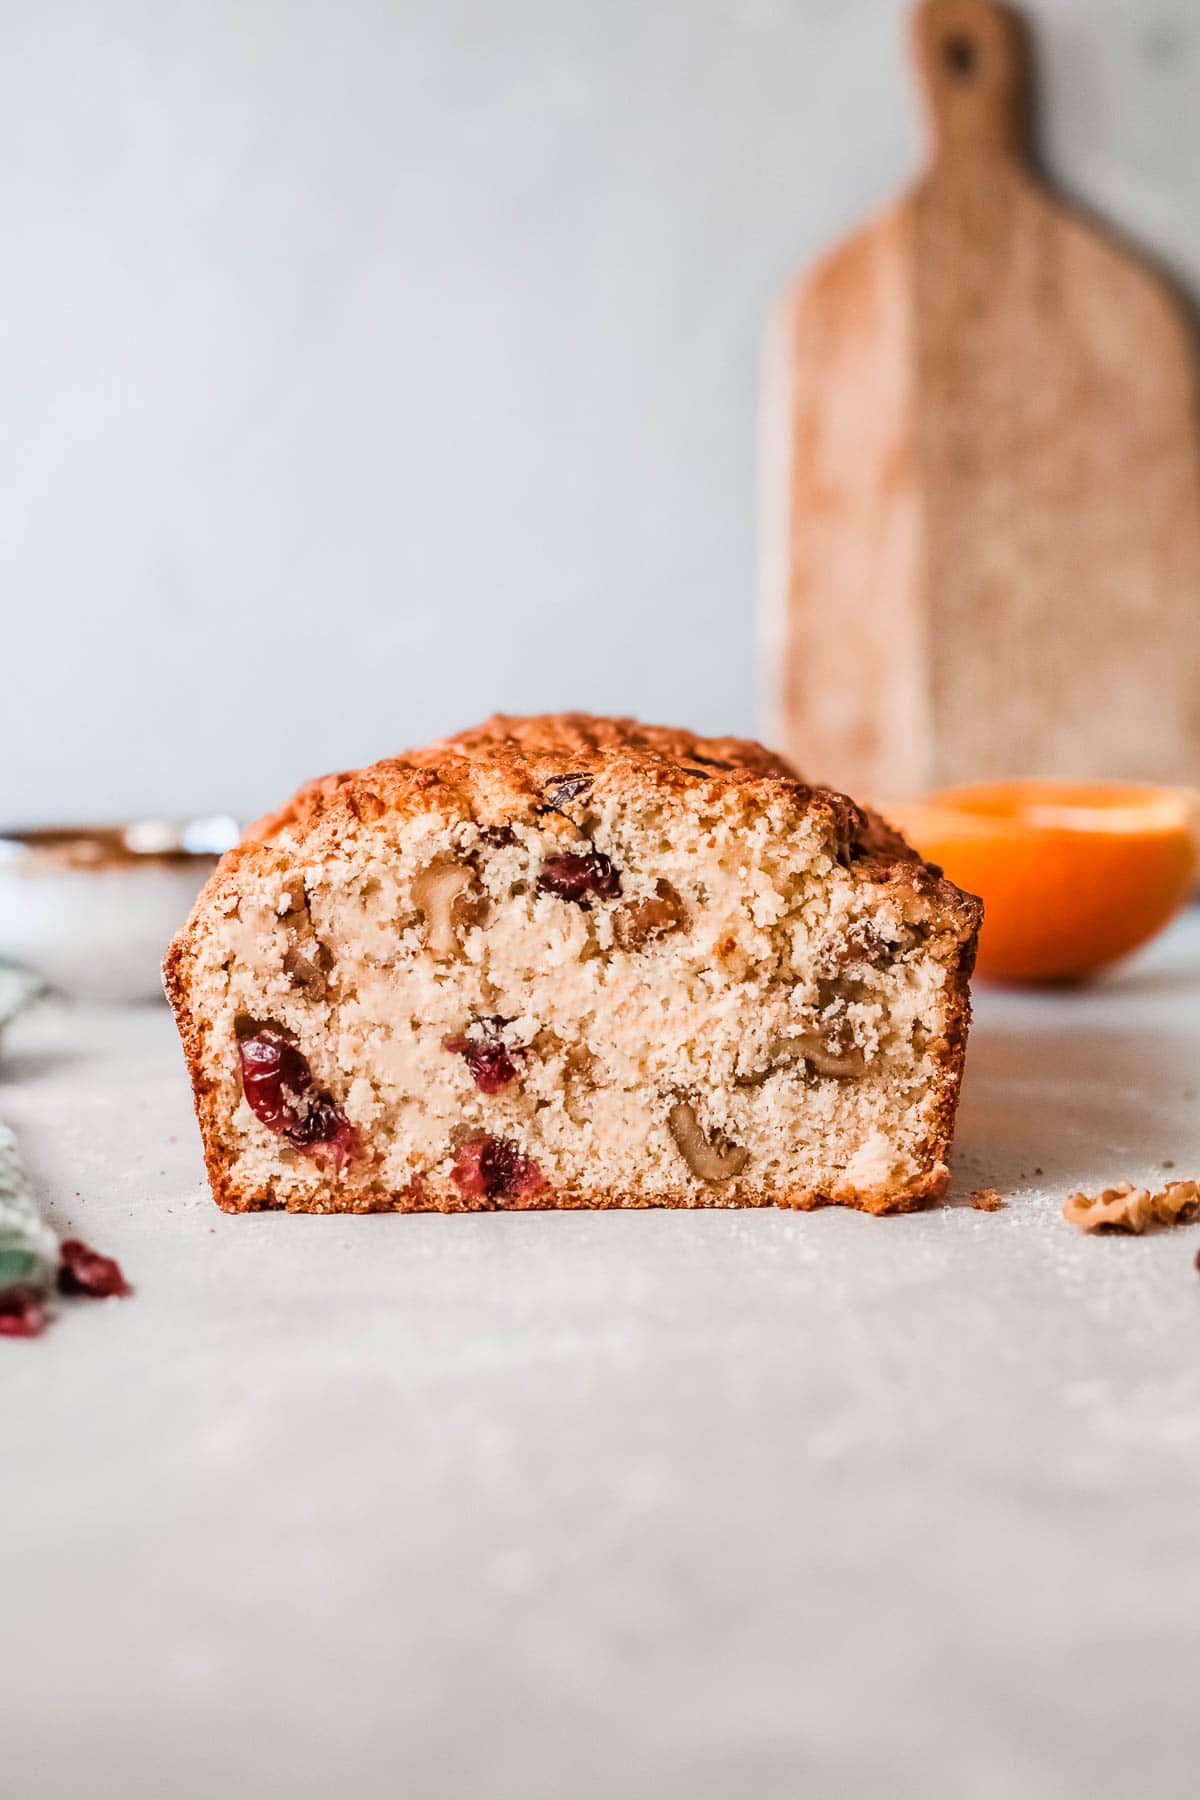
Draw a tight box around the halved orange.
[888,781,1198,984]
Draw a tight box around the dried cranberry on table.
[537,850,621,909]
[236,1023,357,1168]
[451,1132,544,1204]
[58,1239,131,1299]
[442,1018,521,1094]
[0,1288,48,1337]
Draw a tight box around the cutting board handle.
[912,0,1028,162]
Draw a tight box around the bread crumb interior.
[185,787,962,1210]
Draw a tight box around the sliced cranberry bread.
[164,713,980,1215]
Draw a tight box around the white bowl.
[0,818,239,1003]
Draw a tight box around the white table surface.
[4,913,1199,1800]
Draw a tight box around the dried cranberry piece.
[451,1132,544,1204]
[537,850,621,909]
[478,824,517,847]
[58,1239,131,1299]
[237,1023,357,1168]
[443,1017,521,1094]
[0,1287,48,1338]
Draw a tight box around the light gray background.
[4,0,1199,824]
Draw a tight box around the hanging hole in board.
[943,34,977,79]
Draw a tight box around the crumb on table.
[971,1187,1004,1212]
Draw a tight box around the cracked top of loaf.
[242,712,977,938]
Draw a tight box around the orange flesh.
[889,782,1198,984]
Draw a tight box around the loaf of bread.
[165,714,980,1215]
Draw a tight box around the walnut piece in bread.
[164,713,980,1215]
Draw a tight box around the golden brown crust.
[196,1170,950,1218]
[167,713,981,1217]
[431,711,797,775]
[239,710,977,926]
[242,709,796,847]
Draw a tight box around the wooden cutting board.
[763,0,1200,804]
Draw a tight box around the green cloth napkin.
[0,1124,57,1294]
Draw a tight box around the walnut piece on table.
[1063,1179,1200,1234]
